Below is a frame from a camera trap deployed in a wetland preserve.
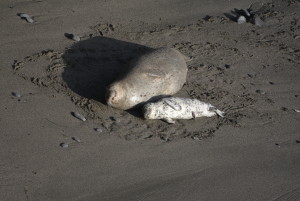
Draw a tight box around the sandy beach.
[1,0,300,200]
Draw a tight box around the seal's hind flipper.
[215,109,225,117]
[208,106,225,117]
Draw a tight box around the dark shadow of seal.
[62,36,153,105]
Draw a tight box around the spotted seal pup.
[143,97,224,123]
[106,48,188,110]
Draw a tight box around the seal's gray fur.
[106,48,187,110]
[144,97,224,124]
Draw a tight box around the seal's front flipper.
[163,118,175,124]
[144,73,162,79]
[182,54,193,62]
[164,99,181,111]
[143,68,166,80]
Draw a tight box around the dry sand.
[1,0,300,200]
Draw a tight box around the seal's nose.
[106,90,117,106]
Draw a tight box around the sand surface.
[1,0,300,200]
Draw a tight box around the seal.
[143,97,224,124]
[106,48,188,110]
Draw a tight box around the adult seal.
[106,48,188,110]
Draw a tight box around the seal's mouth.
[106,89,116,106]
[106,83,131,110]
[106,82,125,107]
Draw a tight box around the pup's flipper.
[164,99,182,111]
[163,118,176,124]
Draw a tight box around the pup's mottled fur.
[144,97,224,124]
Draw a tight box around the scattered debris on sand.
[64,33,81,41]
[17,13,34,23]
[60,143,69,148]
[12,92,21,98]
[71,112,86,121]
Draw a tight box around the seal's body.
[106,48,187,110]
[143,97,224,124]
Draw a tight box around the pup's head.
[143,103,159,119]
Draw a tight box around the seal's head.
[106,82,127,110]
[143,103,160,119]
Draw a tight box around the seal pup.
[143,97,224,124]
[106,48,188,110]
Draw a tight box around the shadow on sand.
[62,36,153,105]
